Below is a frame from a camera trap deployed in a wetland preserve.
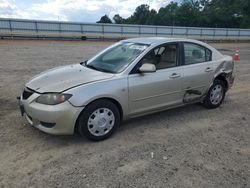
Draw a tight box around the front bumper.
[19,92,84,135]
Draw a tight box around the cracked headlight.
[36,93,72,105]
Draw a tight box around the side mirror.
[139,63,156,73]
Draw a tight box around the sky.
[0,0,175,23]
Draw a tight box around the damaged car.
[18,37,235,140]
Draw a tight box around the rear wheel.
[78,99,120,141]
[203,80,226,109]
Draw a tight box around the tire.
[77,99,120,141]
[203,79,226,109]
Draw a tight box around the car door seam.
[131,90,182,102]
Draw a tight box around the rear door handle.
[205,67,213,72]
[170,73,181,78]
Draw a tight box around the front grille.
[22,88,34,100]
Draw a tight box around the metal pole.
[238,29,240,41]
[34,21,38,38]
[34,21,38,33]
[121,25,123,39]
[59,23,61,32]
[81,24,83,34]
[102,24,104,40]
[213,28,216,41]
[58,22,62,39]
[8,19,13,38]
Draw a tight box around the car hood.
[26,64,114,93]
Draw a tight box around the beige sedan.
[19,37,234,140]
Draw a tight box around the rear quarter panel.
[213,55,234,78]
[213,55,234,89]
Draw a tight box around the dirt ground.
[0,39,249,188]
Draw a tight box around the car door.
[181,42,214,100]
[128,43,183,116]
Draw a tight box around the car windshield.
[85,42,149,73]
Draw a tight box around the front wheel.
[203,80,226,109]
[77,99,120,141]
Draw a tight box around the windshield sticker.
[129,45,147,51]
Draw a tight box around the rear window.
[184,43,212,65]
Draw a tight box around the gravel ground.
[0,39,249,188]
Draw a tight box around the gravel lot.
[0,39,249,188]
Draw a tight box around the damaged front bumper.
[18,91,84,135]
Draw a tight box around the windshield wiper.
[84,63,115,74]
[80,60,88,65]
[80,61,101,71]
[85,64,102,72]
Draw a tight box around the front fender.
[66,77,129,118]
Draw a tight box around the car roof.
[121,37,224,64]
[122,37,203,45]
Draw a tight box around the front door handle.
[205,67,213,72]
[170,73,181,78]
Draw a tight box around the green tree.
[239,0,250,28]
[113,14,124,24]
[96,0,250,28]
[155,2,179,26]
[97,15,112,23]
[202,0,243,28]
[176,0,202,27]
[125,4,155,25]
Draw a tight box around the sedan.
[19,37,235,140]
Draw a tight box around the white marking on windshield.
[129,45,147,51]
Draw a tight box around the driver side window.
[141,44,178,70]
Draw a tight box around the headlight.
[36,93,72,105]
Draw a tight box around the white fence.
[0,18,250,40]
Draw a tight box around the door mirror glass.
[139,63,156,73]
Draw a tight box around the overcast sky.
[0,0,177,22]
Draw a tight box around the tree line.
[97,0,250,28]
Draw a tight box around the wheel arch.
[74,97,123,133]
[214,73,229,91]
